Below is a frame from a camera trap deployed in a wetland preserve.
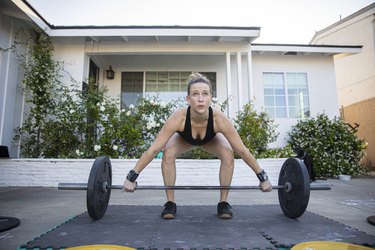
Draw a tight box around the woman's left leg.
[201,133,234,202]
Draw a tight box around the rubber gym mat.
[20,205,375,249]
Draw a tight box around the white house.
[0,0,362,158]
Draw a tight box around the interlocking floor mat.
[20,205,375,249]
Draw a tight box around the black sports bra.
[178,106,216,146]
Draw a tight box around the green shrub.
[179,147,218,159]
[259,145,294,159]
[233,102,279,158]
[287,113,367,177]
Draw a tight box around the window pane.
[272,73,284,85]
[201,72,217,97]
[276,107,286,118]
[275,96,285,106]
[289,106,299,118]
[297,73,307,85]
[264,88,274,95]
[286,73,310,118]
[265,96,275,106]
[263,73,273,86]
[263,72,286,118]
[121,72,144,108]
[288,95,299,106]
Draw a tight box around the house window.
[121,71,216,108]
[121,72,143,108]
[263,72,310,118]
[145,71,191,101]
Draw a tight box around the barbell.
[58,156,331,220]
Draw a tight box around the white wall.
[52,37,87,88]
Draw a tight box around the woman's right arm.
[135,109,184,173]
[123,109,184,191]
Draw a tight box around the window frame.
[263,72,310,119]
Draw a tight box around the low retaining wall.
[0,158,286,187]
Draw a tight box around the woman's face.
[186,82,212,113]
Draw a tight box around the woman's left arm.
[215,112,262,173]
[215,111,272,192]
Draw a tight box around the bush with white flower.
[288,113,367,177]
[234,102,279,158]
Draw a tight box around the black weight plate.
[0,216,21,232]
[278,157,310,219]
[86,156,112,220]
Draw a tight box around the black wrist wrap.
[256,169,268,182]
[127,169,139,182]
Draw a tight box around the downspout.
[226,52,232,118]
[237,52,243,110]
[247,46,254,102]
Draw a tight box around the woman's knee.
[220,148,234,167]
[162,147,178,164]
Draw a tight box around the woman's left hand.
[259,180,272,192]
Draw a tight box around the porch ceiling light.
[106,66,115,80]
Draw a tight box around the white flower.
[96,102,100,106]
[113,145,118,150]
[126,111,131,116]
[150,99,155,105]
[100,106,105,112]
[121,109,125,113]
[69,109,75,114]
[94,145,101,151]
[129,104,135,109]
[75,149,80,156]
[160,101,167,108]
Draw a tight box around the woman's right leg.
[161,133,192,202]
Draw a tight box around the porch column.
[226,52,232,117]
[247,47,254,102]
[237,52,243,110]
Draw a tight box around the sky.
[27,0,374,44]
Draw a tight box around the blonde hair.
[187,72,212,95]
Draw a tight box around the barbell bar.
[57,156,332,220]
[58,183,331,191]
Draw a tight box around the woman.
[123,72,272,219]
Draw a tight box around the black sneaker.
[217,201,233,219]
[161,201,177,219]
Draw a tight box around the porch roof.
[12,0,260,43]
